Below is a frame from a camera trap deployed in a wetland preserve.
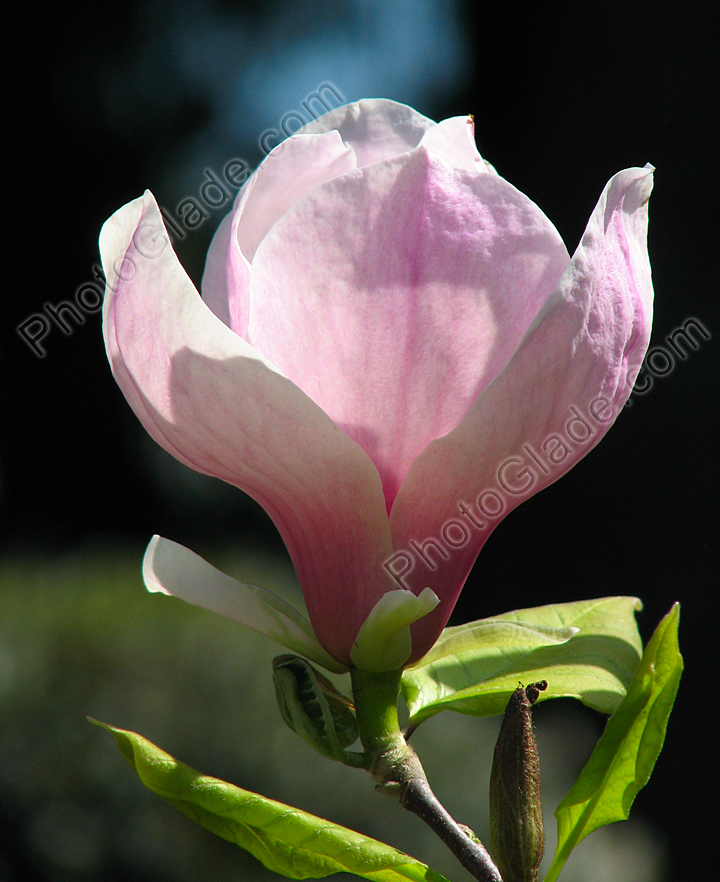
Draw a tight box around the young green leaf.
[90,719,451,882]
[272,654,368,768]
[401,597,643,729]
[543,603,682,882]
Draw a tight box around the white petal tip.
[142,535,170,595]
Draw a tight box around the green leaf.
[401,597,643,729]
[90,719,451,882]
[543,603,682,882]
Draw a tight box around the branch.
[400,776,502,882]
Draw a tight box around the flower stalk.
[350,667,502,882]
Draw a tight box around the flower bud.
[272,654,361,763]
[489,680,547,882]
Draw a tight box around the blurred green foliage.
[0,548,666,882]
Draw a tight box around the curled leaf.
[273,654,367,767]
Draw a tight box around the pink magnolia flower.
[101,99,653,671]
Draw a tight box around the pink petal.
[247,146,569,512]
[235,131,357,264]
[100,191,395,666]
[223,131,357,338]
[388,166,655,662]
[301,98,436,167]
[201,210,233,326]
[419,115,486,171]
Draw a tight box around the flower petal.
[100,192,395,666]
[419,115,486,171]
[235,131,357,265]
[143,535,348,672]
[101,195,201,473]
[201,210,233,326]
[350,587,440,672]
[247,147,569,511]
[300,98,436,167]
[221,131,356,338]
[389,166,655,662]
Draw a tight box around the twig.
[400,775,502,882]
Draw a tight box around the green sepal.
[401,597,643,730]
[273,654,369,767]
[90,719,452,882]
[543,603,682,882]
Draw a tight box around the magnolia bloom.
[101,99,653,672]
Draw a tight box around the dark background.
[3,1,717,879]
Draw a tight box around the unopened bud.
[489,680,547,882]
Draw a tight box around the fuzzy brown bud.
[489,680,547,882]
